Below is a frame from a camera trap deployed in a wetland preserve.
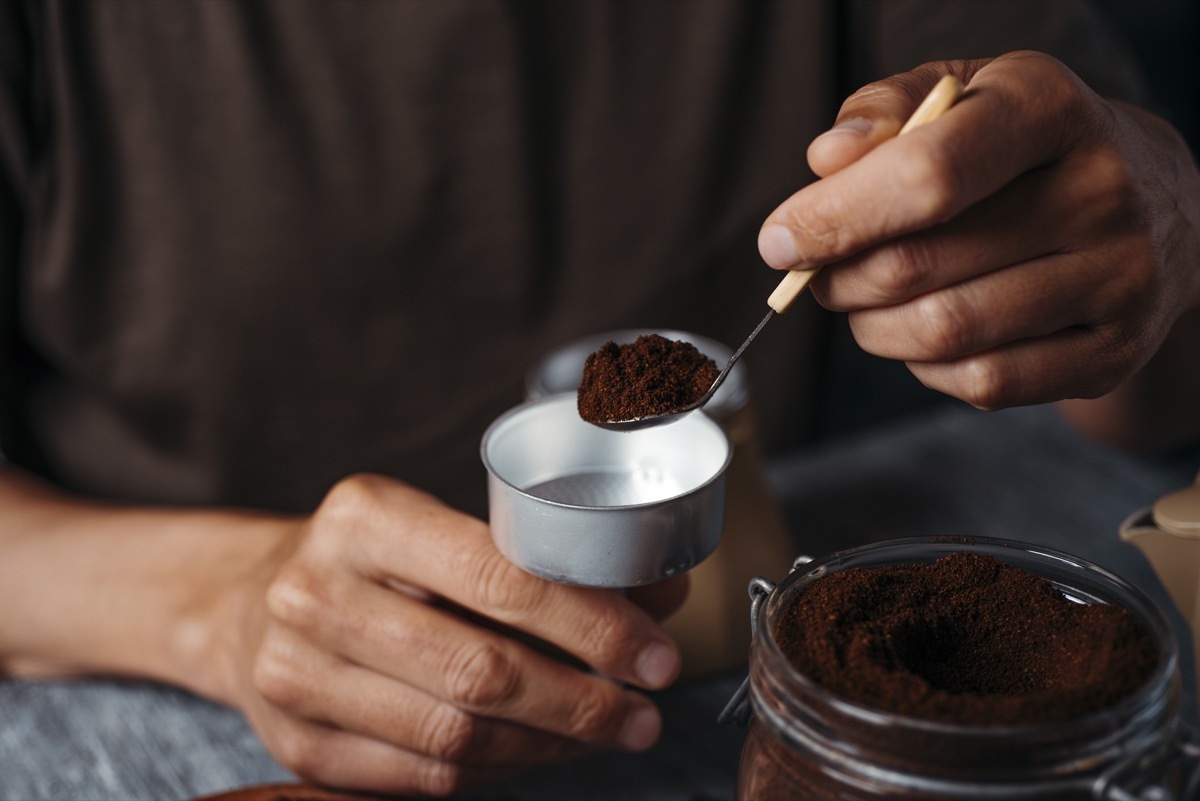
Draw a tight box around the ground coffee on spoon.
[577,333,719,424]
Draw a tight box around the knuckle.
[1126,242,1161,292]
[913,292,975,359]
[1006,51,1090,126]
[1078,147,1138,222]
[419,704,480,762]
[251,636,306,709]
[264,567,327,630]
[958,356,1011,411]
[414,760,467,798]
[1071,240,1158,323]
[1064,324,1153,403]
[319,473,388,526]
[273,727,323,779]
[562,684,619,741]
[1107,251,1157,312]
[1023,49,1075,87]
[1093,325,1144,383]
[781,193,851,256]
[874,239,931,299]
[464,545,542,618]
[1051,58,1100,126]
[897,141,961,224]
[444,640,520,710]
[574,603,638,667]
[1088,146,1134,196]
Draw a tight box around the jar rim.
[753,535,1180,738]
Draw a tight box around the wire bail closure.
[717,555,812,727]
[1094,731,1200,800]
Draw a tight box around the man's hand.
[0,468,685,798]
[226,474,684,796]
[759,51,1200,411]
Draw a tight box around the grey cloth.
[0,682,291,801]
[2,402,1197,801]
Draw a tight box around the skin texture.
[2,52,1198,799]
[759,53,1200,449]
[0,468,686,796]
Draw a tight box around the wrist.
[0,468,299,705]
[165,511,299,707]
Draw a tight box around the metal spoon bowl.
[593,310,773,431]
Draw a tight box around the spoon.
[594,74,964,432]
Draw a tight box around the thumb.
[807,60,985,178]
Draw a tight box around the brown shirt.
[0,1,1145,517]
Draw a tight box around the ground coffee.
[776,551,1158,725]
[577,334,720,423]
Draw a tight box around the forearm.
[0,465,294,704]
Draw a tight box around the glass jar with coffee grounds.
[735,537,1200,800]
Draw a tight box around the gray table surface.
[2,403,1198,801]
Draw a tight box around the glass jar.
[526,329,795,676]
[735,537,1200,800]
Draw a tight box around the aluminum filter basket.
[481,392,732,587]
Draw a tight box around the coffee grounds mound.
[577,334,720,424]
[777,552,1159,726]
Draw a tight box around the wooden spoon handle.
[767,267,818,312]
[767,73,964,314]
[898,73,964,135]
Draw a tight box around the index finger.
[341,478,681,691]
[758,52,1099,270]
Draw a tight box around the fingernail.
[636,641,679,688]
[758,224,800,268]
[828,116,873,136]
[618,704,661,751]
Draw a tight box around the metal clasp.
[718,555,813,727]
[1095,729,1200,800]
